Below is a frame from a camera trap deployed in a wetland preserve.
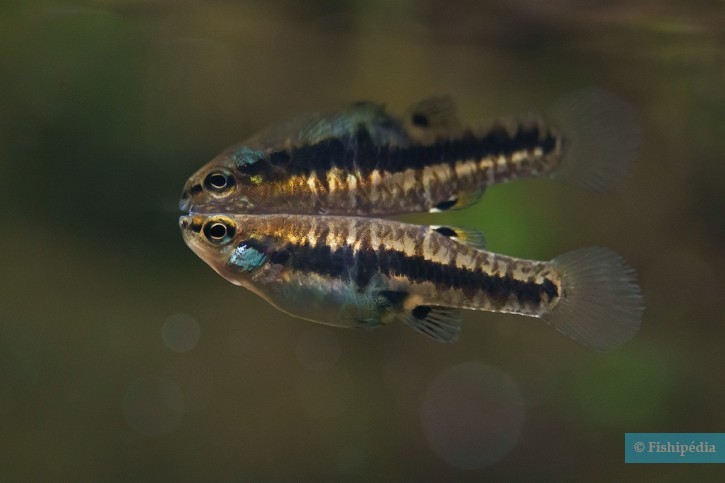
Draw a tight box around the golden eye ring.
[203,169,236,193]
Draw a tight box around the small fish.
[179,213,644,350]
[179,89,638,215]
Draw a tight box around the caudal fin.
[549,88,640,193]
[545,247,644,350]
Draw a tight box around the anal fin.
[402,305,462,343]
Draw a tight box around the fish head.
[179,213,278,286]
[179,145,278,214]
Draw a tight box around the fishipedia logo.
[625,433,725,463]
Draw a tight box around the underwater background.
[0,0,722,480]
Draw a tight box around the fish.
[179,213,644,350]
[179,89,639,216]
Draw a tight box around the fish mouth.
[179,215,192,239]
[179,195,191,212]
[178,215,200,248]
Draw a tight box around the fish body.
[179,213,643,349]
[180,90,638,216]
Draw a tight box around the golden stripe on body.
[251,216,561,308]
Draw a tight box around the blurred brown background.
[0,0,723,480]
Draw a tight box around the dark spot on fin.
[405,96,461,134]
[432,198,457,212]
[412,114,429,127]
[432,226,457,237]
[403,305,462,343]
[432,225,487,249]
[412,305,431,319]
[430,188,485,213]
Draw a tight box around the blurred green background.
[1,0,723,480]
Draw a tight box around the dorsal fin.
[431,225,487,249]
[247,101,411,150]
[405,96,461,135]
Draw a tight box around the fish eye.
[203,169,236,193]
[203,217,236,244]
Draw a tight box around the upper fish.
[179,89,639,216]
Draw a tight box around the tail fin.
[545,247,644,350]
[549,88,640,193]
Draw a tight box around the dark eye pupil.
[203,219,236,243]
[208,223,227,239]
[209,173,227,188]
[204,171,236,192]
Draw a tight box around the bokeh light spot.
[162,313,200,352]
[420,362,525,469]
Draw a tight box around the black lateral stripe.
[268,241,558,304]
[245,124,557,182]
[269,242,346,279]
[374,125,557,173]
[377,248,559,304]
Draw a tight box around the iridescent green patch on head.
[228,241,267,272]
[232,147,265,169]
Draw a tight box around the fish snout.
[179,181,193,212]
[179,184,191,210]
[179,178,204,212]
[179,215,192,231]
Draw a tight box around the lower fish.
[179,214,644,350]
